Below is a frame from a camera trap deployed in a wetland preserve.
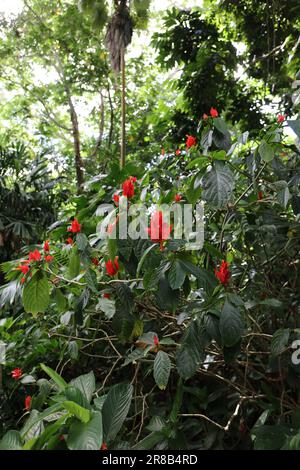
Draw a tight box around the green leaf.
[54,288,67,313]
[132,431,163,450]
[40,363,67,392]
[96,297,116,319]
[67,411,103,450]
[62,401,90,423]
[153,351,171,390]
[23,270,50,316]
[68,249,80,279]
[136,243,157,276]
[69,371,95,403]
[102,383,133,442]
[287,120,300,139]
[0,430,22,450]
[176,320,205,379]
[76,233,89,251]
[65,386,91,409]
[202,162,234,208]
[258,140,274,162]
[155,276,179,313]
[168,260,186,290]
[271,329,290,355]
[219,301,244,347]
[252,425,290,450]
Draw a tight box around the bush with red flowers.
[0,112,300,451]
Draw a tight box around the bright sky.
[0,0,201,16]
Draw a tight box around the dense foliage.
[0,0,300,452]
[1,110,300,450]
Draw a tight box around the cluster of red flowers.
[112,176,137,204]
[186,135,197,149]
[277,114,285,123]
[174,194,182,202]
[148,211,173,251]
[105,256,119,276]
[11,369,31,411]
[215,260,230,286]
[67,218,81,234]
[203,107,219,119]
[16,243,53,284]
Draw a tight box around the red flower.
[100,442,108,450]
[68,218,81,233]
[92,258,99,266]
[66,237,73,245]
[113,193,120,205]
[153,335,159,346]
[175,149,181,156]
[186,135,197,149]
[174,194,182,202]
[103,293,110,299]
[210,107,218,118]
[203,113,208,120]
[43,240,50,252]
[130,176,137,183]
[25,396,31,411]
[277,114,285,123]
[148,211,173,250]
[29,249,41,262]
[21,277,26,284]
[105,257,119,276]
[258,191,263,200]
[17,264,29,275]
[161,148,165,156]
[122,178,135,198]
[215,260,230,286]
[11,368,23,380]
[44,255,53,263]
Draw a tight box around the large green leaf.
[62,401,90,423]
[168,260,186,290]
[154,351,171,390]
[102,383,133,442]
[0,430,22,450]
[258,140,274,162]
[271,328,290,355]
[23,270,50,316]
[176,320,205,379]
[219,301,244,347]
[68,249,80,279]
[40,363,67,392]
[69,371,95,403]
[202,162,234,208]
[67,411,103,450]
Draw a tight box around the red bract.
[44,255,53,263]
[122,178,135,198]
[174,194,182,202]
[101,442,108,450]
[25,396,31,411]
[210,107,218,118]
[11,368,22,380]
[103,293,110,299]
[17,264,29,275]
[21,277,26,284]
[148,211,173,250]
[161,148,165,156]
[29,249,41,262]
[68,218,81,233]
[203,113,208,120]
[186,135,197,148]
[215,260,230,286]
[113,193,120,205]
[175,149,181,155]
[258,191,263,200]
[153,334,159,346]
[43,240,50,252]
[277,114,285,123]
[105,257,119,276]
[66,237,73,245]
[92,258,99,266]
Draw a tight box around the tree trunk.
[120,47,126,168]
[68,97,84,194]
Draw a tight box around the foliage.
[1,110,300,449]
